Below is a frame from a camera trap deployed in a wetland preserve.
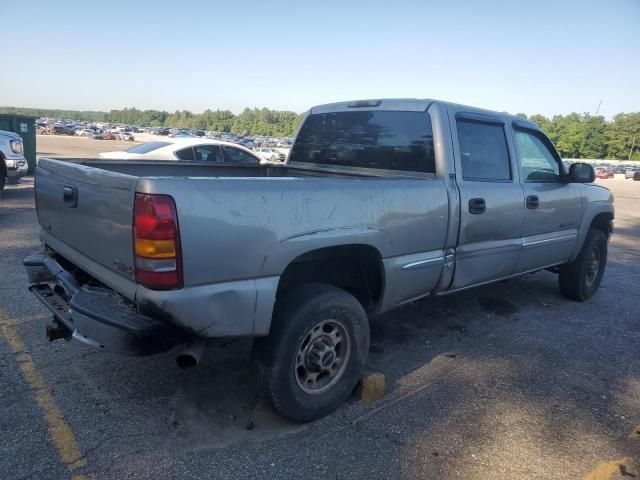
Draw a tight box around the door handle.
[469,198,486,214]
[526,195,539,209]
[63,185,78,208]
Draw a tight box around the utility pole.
[594,99,603,117]
[580,99,603,159]
[629,135,636,162]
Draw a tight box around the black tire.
[0,168,5,192]
[253,283,369,422]
[559,229,608,301]
[7,176,19,185]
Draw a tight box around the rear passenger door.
[449,110,525,290]
[511,124,582,272]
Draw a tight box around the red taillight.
[133,193,183,290]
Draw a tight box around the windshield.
[124,141,171,154]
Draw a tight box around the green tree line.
[0,106,304,137]
[1,105,638,159]
[515,112,640,161]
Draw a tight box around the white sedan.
[99,138,263,164]
[255,147,285,163]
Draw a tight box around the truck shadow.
[70,264,628,451]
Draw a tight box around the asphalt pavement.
[1,177,639,480]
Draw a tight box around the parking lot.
[1,160,639,478]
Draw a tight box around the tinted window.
[194,145,223,162]
[515,129,562,182]
[289,111,436,173]
[125,141,171,154]
[222,147,259,163]
[457,121,511,181]
[175,147,195,160]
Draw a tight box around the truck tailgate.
[36,158,138,285]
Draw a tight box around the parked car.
[76,129,95,137]
[94,132,117,140]
[118,132,135,141]
[49,125,74,135]
[25,98,613,422]
[625,168,638,179]
[99,138,261,163]
[595,166,613,179]
[255,147,285,163]
[632,171,640,181]
[0,130,27,191]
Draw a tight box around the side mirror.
[568,162,595,183]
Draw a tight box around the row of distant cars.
[37,124,135,141]
[593,165,640,180]
[36,118,293,149]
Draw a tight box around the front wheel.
[253,283,369,422]
[559,229,608,301]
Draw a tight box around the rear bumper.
[24,251,184,356]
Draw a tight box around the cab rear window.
[289,111,436,173]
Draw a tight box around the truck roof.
[309,98,539,129]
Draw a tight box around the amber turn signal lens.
[134,238,177,259]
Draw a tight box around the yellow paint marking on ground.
[0,313,49,328]
[0,316,89,478]
[583,458,630,480]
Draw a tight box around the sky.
[1,0,638,118]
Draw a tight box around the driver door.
[512,126,582,273]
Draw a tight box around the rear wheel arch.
[276,244,385,313]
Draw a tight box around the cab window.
[457,120,511,181]
[514,129,563,182]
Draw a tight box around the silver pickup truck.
[25,99,614,421]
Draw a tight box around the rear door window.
[222,147,260,163]
[289,111,436,173]
[194,145,223,162]
[175,147,195,160]
[457,120,511,181]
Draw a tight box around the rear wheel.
[254,283,369,422]
[559,229,608,301]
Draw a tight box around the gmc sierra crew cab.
[24,99,614,421]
